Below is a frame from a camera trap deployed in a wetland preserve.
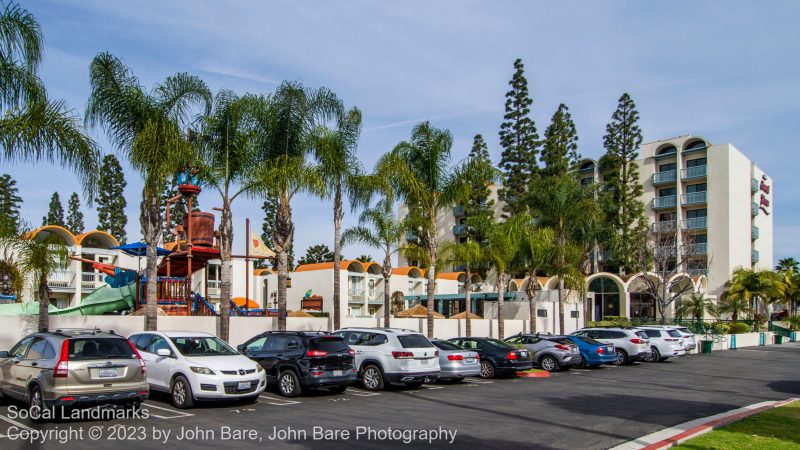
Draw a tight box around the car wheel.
[574,358,587,369]
[28,385,48,422]
[361,365,385,391]
[479,360,495,379]
[613,349,628,365]
[645,347,661,363]
[171,375,195,409]
[539,355,559,372]
[278,370,301,397]
[327,384,348,394]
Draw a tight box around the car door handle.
[30,362,38,367]
[356,350,364,354]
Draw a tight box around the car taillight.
[306,349,328,357]
[448,354,464,361]
[127,339,147,375]
[554,344,570,351]
[596,346,604,354]
[392,351,414,359]
[347,349,355,357]
[54,339,70,378]
[310,371,324,376]
[435,350,439,357]
[507,351,518,360]
[630,338,646,344]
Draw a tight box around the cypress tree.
[96,155,128,243]
[600,93,649,274]
[541,104,580,178]
[0,174,22,236]
[464,134,495,242]
[498,58,539,217]
[66,192,84,234]
[43,192,65,227]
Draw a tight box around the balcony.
[47,271,75,289]
[655,246,677,258]
[651,220,677,233]
[681,165,707,180]
[752,250,760,263]
[681,192,707,206]
[682,217,707,231]
[752,226,759,240]
[452,224,467,236]
[651,170,677,185]
[453,205,465,217]
[682,145,707,155]
[688,243,708,256]
[81,272,106,290]
[751,178,759,192]
[652,195,677,209]
[348,288,365,302]
[751,202,759,216]
[207,280,221,296]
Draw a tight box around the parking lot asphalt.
[0,342,798,450]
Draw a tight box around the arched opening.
[588,275,623,321]
[656,145,678,157]
[683,139,707,152]
[627,274,659,322]
[27,225,76,246]
[77,231,119,249]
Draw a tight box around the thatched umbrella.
[395,303,445,319]
[448,311,482,320]
[131,306,169,316]
[287,310,314,318]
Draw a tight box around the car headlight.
[256,364,264,373]
[190,366,215,375]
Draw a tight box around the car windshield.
[482,338,514,349]
[667,330,683,338]
[432,340,463,351]
[573,336,604,346]
[397,334,433,349]
[170,336,237,356]
[68,338,136,360]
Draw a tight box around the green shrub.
[728,322,752,334]
[587,316,631,328]
[711,323,730,334]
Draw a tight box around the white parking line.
[143,402,194,419]
[258,395,301,406]
[0,413,34,438]
[344,390,381,397]
[463,379,493,384]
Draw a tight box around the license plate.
[99,368,117,378]
[237,381,250,390]
[333,370,343,377]
[519,351,528,357]
[420,359,429,365]
[607,347,613,353]
[465,358,476,364]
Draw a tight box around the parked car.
[128,331,266,408]
[636,327,687,362]
[505,333,582,372]
[237,331,357,397]
[430,339,481,381]
[571,327,651,365]
[448,337,532,378]
[641,325,697,352]
[332,328,440,391]
[563,335,617,368]
[0,329,148,417]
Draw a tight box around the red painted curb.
[641,398,797,450]
[517,371,550,378]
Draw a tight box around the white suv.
[643,325,697,352]
[333,328,440,391]
[637,327,687,362]
[572,328,651,365]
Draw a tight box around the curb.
[610,398,797,450]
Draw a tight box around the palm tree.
[776,257,799,273]
[440,240,484,336]
[0,2,99,198]
[86,52,211,330]
[676,293,714,322]
[727,267,781,321]
[516,219,555,333]
[193,90,272,341]
[342,200,406,328]
[482,217,525,339]
[311,105,366,330]
[717,290,753,322]
[773,269,799,316]
[378,121,494,337]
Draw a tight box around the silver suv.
[0,329,148,417]
[572,327,651,365]
[637,326,687,362]
[333,328,440,391]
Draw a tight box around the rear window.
[397,334,433,348]
[676,327,691,334]
[667,330,682,338]
[482,338,514,350]
[432,340,462,351]
[68,338,136,360]
[635,331,649,340]
[547,338,575,346]
[309,337,350,353]
[644,330,662,338]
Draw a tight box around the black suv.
[237,332,357,397]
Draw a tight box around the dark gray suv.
[505,333,582,371]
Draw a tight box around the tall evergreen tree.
[0,174,22,236]
[600,93,649,274]
[42,192,64,227]
[96,154,127,243]
[66,192,84,234]
[498,58,539,217]
[297,244,336,266]
[160,177,199,243]
[464,134,495,244]
[541,104,580,178]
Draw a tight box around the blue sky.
[9,1,800,265]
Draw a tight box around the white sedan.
[128,331,266,408]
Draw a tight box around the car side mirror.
[156,348,172,357]
[0,351,8,358]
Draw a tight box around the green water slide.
[0,282,136,316]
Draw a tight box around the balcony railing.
[682,217,707,230]
[453,205,465,217]
[652,195,677,209]
[47,271,75,289]
[452,224,467,236]
[689,243,708,255]
[752,226,759,240]
[681,165,707,180]
[81,272,106,290]
[682,145,707,154]
[751,202,759,216]
[651,221,677,233]
[751,178,759,192]
[652,170,677,184]
[655,246,677,257]
[752,250,760,263]
[348,288,365,302]
[681,191,707,205]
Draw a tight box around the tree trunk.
[218,201,233,341]
[277,250,288,331]
[38,277,50,332]
[141,193,161,331]
[273,190,294,332]
[497,272,506,339]
[525,269,538,333]
[383,251,392,328]
[426,212,438,338]
[465,267,472,337]
[558,279,565,335]
[332,188,343,330]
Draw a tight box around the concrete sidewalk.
[610,398,798,450]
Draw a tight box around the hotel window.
[659,212,675,222]
[659,187,677,197]
[659,162,676,173]
[686,209,707,219]
[686,158,707,168]
[694,234,708,244]
[686,183,707,193]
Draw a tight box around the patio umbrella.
[395,303,445,319]
[111,242,171,273]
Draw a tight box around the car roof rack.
[52,327,117,336]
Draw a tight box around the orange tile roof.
[436,272,464,281]
[295,260,362,272]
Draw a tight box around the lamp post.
[176,167,201,315]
